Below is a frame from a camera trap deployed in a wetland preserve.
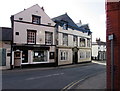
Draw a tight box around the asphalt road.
[2,62,106,90]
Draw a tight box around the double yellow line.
[61,79,85,91]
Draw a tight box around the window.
[86,51,91,58]
[16,32,19,35]
[73,36,78,46]
[60,51,68,61]
[80,51,85,59]
[63,33,68,46]
[32,15,41,24]
[63,23,68,30]
[87,38,91,47]
[7,53,11,56]
[80,38,86,47]
[33,51,47,62]
[27,30,36,44]
[45,32,53,45]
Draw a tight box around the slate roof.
[92,41,106,45]
[52,13,83,32]
[0,27,12,41]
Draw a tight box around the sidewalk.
[75,71,106,89]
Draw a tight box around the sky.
[0,0,106,42]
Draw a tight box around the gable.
[13,4,55,26]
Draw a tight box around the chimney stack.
[41,7,44,11]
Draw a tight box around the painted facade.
[11,4,56,68]
[92,38,106,61]
[1,4,92,69]
[52,14,92,65]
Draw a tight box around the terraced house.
[11,4,56,68]
[0,4,92,69]
[52,13,92,66]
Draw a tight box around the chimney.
[41,7,44,11]
[96,38,101,42]
[79,20,82,25]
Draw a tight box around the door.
[73,48,78,64]
[14,51,21,66]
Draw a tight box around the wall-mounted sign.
[108,34,114,40]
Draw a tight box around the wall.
[0,41,11,69]
[106,2,120,90]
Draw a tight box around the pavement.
[74,60,106,90]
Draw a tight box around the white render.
[12,4,56,67]
[57,25,92,65]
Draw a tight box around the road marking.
[26,73,64,80]
[61,71,105,90]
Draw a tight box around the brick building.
[106,1,120,90]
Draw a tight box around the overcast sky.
[0,0,106,42]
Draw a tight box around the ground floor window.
[60,51,68,61]
[80,51,85,59]
[86,51,91,58]
[33,51,47,62]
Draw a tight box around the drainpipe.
[10,15,14,69]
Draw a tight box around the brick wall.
[106,2,120,90]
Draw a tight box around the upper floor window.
[45,31,53,45]
[73,36,78,46]
[27,30,36,44]
[32,15,41,24]
[63,33,68,46]
[80,38,86,47]
[87,38,91,47]
[63,23,68,30]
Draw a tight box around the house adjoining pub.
[52,13,92,66]
[11,4,56,68]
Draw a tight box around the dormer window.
[63,23,68,30]
[32,15,41,24]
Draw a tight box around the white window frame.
[63,33,68,46]
[33,50,48,63]
[60,50,68,61]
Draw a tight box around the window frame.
[32,15,41,24]
[60,50,68,61]
[45,31,53,45]
[73,35,78,46]
[27,30,36,44]
[80,38,86,47]
[63,33,68,46]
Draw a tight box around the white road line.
[26,73,64,80]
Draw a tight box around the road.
[2,62,106,90]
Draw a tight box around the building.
[106,1,120,90]
[52,13,92,65]
[92,38,106,61]
[11,4,56,68]
[0,27,12,69]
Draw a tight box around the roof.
[92,41,106,45]
[52,13,83,32]
[0,27,12,41]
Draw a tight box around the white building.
[11,4,56,68]
[92,38,106,61]
[52,13,92,65]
